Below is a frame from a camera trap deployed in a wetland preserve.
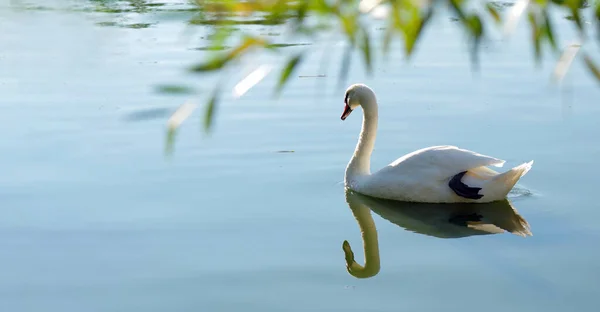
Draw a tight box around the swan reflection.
[342,189,532,279]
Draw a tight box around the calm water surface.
[1,1,600,311]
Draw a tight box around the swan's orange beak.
[341,103,352,120]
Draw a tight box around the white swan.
[341,83,533,204]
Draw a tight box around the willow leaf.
[382,24,394,57]
[360,27,373,75]
[485,2,501,24]
[338,44,353,88]
[528,12,542,64]
[543,9,558,52]
[204,89,219,132]
[190,36,267,73]
[276,53,304,94]
[583,54,600,84]
[568,6,584,33]
[164,127,177,156]
[411,8,434,56]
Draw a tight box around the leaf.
[339,11,359,45]
[233,64,272,98]
[583,54,600,84]
[402,4,419,56]
[276,53,304,95]
[528,11,543,64]
[291,0,308,28]
[337,44,353,88]
[466,14,483,38]
[190,36,268,73]
[485,2,501,24]
[406,8,433,57]
[382,22,394,57]
[165,102,198,156]
[204,88,219,132]
[164,126,177,157]
[542,9,558,52]
[448,0,467,21]
[568,6,584,33]
[155,84,195,95]
[552,42,581,83]
[359,27,373,74]
[503,0,530,37]
[465,14,484,69]
[189,55,231,72]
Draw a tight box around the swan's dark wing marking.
[448,213,483,226]
[449,171,483,199]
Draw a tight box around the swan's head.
[341,83,376,120]
[342,239,380,278]
[342,240,357,272]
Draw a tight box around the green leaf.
[382,23,394,58]
[542,9,558,52]
[189,55,231,72]
[190,36,268,73]
[583,54,600,84]
[406,8,433,57]
[155,84,195,95]
[339,11,359,45]
[165,102,198,155]
[528,12,543,65]
[164,126,177,157]
[401,2,420,56]
[568,6,584,32]
[276,53,304,95]
[485,2,501,24]
[465,14,483,69]
[204,89,219,132]
[292,0,308,27]
[338,45,352,88]
[448,0,467,21]
[466,14,483,38]
[359,27,372,75]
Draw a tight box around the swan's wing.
[378,145,505,180]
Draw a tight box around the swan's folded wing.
[381,145,505,180]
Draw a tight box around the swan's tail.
[482,160,534,200]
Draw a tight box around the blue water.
[1,1,600,311]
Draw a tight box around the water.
[2,1,600,311]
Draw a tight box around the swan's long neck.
[345,98,378,182]
[342,192,380,279]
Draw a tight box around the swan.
[342,188,532,278]
[342,190,380,279]
[348,190,532,239]
[340,83,534,204]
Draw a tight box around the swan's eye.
[344,91,350,105]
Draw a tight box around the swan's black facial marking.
[449,171,484,200]
[341,91,353,120]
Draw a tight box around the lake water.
[2,1,600,311]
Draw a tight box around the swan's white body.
[341,84,533,204]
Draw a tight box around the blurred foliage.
[181,0,599,131]
[82,0,599,147]
[10,0,599,140]
[186,0,596,71]
[154,85,198,95]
